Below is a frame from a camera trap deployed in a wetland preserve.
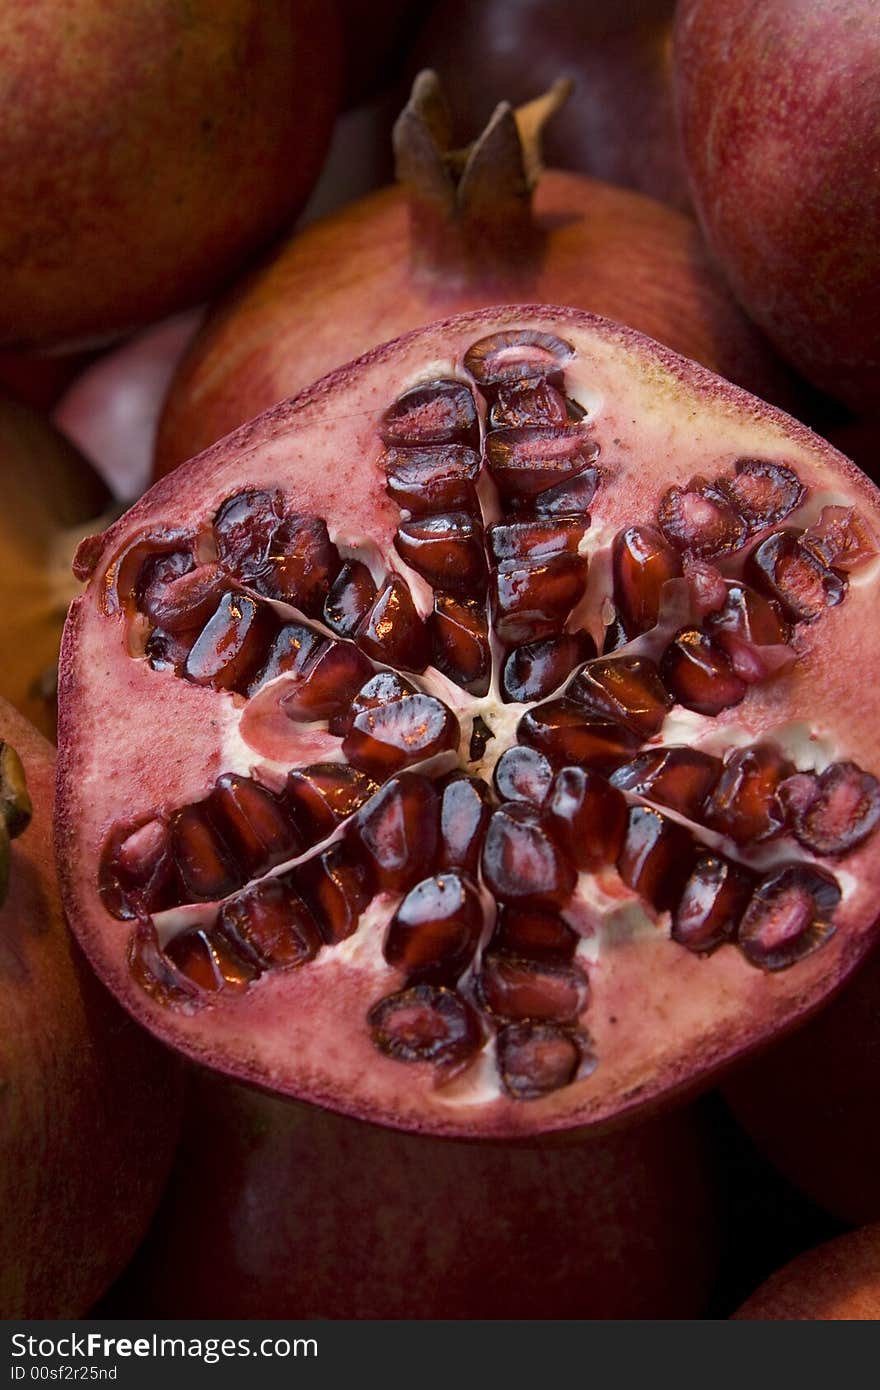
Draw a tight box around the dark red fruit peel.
[57,306,880,1141]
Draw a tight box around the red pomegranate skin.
[104,1071,721,1319]
[155,149,801,476]
[0,0,341,350]
[735,1225,880,1320]
[675,0,880,416]
[0,698,182,1317]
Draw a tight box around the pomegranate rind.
[58,305,880,1140]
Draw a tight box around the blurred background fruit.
[734,1224,880,1319]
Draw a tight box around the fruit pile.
[3,0,879,1322]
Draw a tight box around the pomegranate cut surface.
[58,306,880,1139]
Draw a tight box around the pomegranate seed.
[382,444,480,515]
[380,379,478,447]
[219,877,322,969]
[660,629,747,715]
[493,745,554,806]
[496,1022,586,1099]
[145,626,199,673]
[136,548,193,614]
[437,775,491,875]
[354,773,439,892]
[256,514,341,614]
[285,763,379,844]
[488,517,585,564]
[657,476,749,557]
[356,577,430,671]
[705,744,794,844]
[518,700,639,771]
[368,984,482,1065]
[617,806,694,911]
[98,815,173,920]
[297,844,372,943]
[601,616,630,653]
[481,803,576,908]
[719,459,805,533]
[279,642,375,722]
[384,872,483,982]
[746,528,847,623]
[323,560,377,637]
[342,691,459,778]
[486,425,598,501]
[491,553,588,645]
[488,379,573,428]
[184,592,276,693]
[502,633,596,703]
[170,804,240,901]
[214,489,281,579]
[544,766,628,871]
[610,747,722,820]
[463,328,574,387]
[430,595,491,695]
[567,655,673,739]
[328,670,416,738]
[738,864,841,971]
[490,906,579,962]
[526,466,600,517]
[208,774,301,877]
[612,525,682,636]
[704,583,791,681]
[476,953,589,1024]
[247,620,326,695]
[800,505,877,572]
[395,513,487,596]
[165,926,258,993]
[672,854,755,954]
[782,761,880,856]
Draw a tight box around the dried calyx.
[58,307,880,1138]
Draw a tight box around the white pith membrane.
[57,306,880,1139]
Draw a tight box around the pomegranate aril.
[672,854,754,954]
[323,560,377,637]
[746,528,847,623]
[99,815,173,920]
[256,514,341,614]
[380,379,478,447]
[145,626,199,673]
[601,617,630,654]
[617,806,694,912]
[481,802,576,908]
[354,773,438,893]
[279,642,374,722]
[719,459,805,533]
[139,562,228,635]
[782,761,880,856]
[491,552,587,645]
[704,583,792,682]
[342,692,459,778]
[214,489,280,580]
[660,629,747,716]
[496,1022,586,1099]
[286,764,378,845]
[384,872,483,982]
[490,906,579,962]
[297,844,372,944]
[476,952,589,1025]
[394,512,487,595]
[329,670,416,738]
[612,526,683,636]
[488,517,585,564]
[430,595,490,696]
[657,476,748,557]
[208,774,301,877]
[486,426,599,501]
[527,466,600,517]
[438,775,491,875]
[368,984,482,1066]
[544,766,628,871]
[136,547,193,611]
[247,620,326,694]
[493,745,554,806]
[567,655,672,739]
[801,506,877,572]
[488,379,572,428]
[738,864,841,971]
[183,592,276,693]
[705,744,794,844]
[169,804,240,901]
[164,926,258,993]
[382,445,480,515]
[502,633,596,704]
[463,328,574,387]
[610,747,722,820]
[518,700,639,772]
[219,878,322,970]
[356,577,430,671]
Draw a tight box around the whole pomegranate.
[155,73,801,476]
[735,1225,880,1320]
[674,0,880,415]
[0,0,340,349]
[0,697,181,1316]
[57,307,880,1146]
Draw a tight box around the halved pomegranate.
[58,306,880,1139]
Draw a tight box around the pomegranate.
[674,0,880,415]
[0,697,181,1316]
[101,1071,721,1318]
[410,0,689,209]
[735,1225,880,1320]
[0,0,340,349]
[155,72,803,476]
[57,306,880,1140]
